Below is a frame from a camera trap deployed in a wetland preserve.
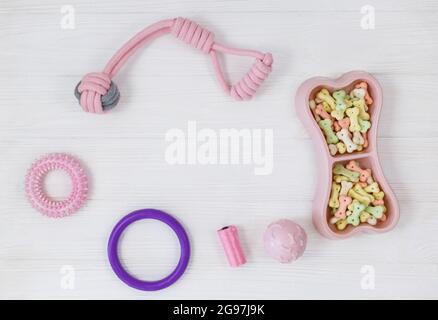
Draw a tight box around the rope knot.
[74,72,120,113]
[171,17,215,53]
[230,53,273,101]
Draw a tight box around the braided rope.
[75,17,273,113]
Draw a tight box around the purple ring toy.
[107,208,190,291]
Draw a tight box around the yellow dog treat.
[348,187,373,206]
[352,99,370,121]
[346,107,361,132]
[336,142,346,154]
[336,219,348,230]
[329,182,341,208]
[364,182,380,194]
[316,88,335,110]
[374,191,385,200]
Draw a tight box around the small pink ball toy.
[263,219,307,263]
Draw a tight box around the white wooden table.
[1,0,437,299]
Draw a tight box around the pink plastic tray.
[295,71,399,239]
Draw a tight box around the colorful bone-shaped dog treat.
[347,199,366,226]
[331,90,347,120]
[336,128,358,153]
[328,144,338,156]
[329,216,339,224]
[367,216,377,225]
[357,181,368,188]
[360,211,371,223]
[348,189,371,206]
[334,196,352,219]
[362,169,372,184]
[309,100,321,122]
[333,90,347,107]
[338,118,350,130]
[365,205,385,219]
[336,219,348,230]
[355,81,373,105]
[346,211,360,226]
[374,191,385,200]
[359,211,377,225]
[362,132,369,148]
[322,102,331,112]
[349,184,374,206]
[358,118,371,133]
[296,72,400,238]
[352,99,370,121]
[373,199,384,206]
[333,164,360,182]
[316,89,336,110]
[315,103,332,120]
[364,182,380,194]
[340,181,353,196]
[353,183,375,201]
[331,109,345,121]
[319,119,339,144]
[352,131,365,145]
[336,142,346,154]
[346,160,371,183]
[344,94,353,107]
[351,87,366,99]
[345,107,361,132]
[329,182,341,208]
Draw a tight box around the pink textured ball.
[263,219,307,263]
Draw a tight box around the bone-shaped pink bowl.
[295,71,399,239]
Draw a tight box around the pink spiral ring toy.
[75,17,273,113]
[25,153,89,218]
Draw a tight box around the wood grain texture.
[1,0,437,299]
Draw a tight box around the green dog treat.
[358,118,371,133]
[365,205,385,219]
[346,107,361,132]
[347,199,366,226]
[318,119,339,144]
[333,164,360,182]
[364,182,380,194]
[331,90,347,120]
[352,184,375,203]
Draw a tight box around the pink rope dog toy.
[25,153,89,218]
[75,17,273,113]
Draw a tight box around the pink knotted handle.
[76,17,273,113]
